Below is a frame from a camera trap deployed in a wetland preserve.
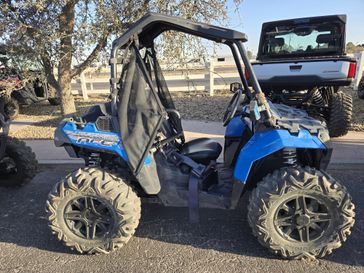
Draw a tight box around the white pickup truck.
[249,15,356,137]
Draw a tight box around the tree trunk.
[58,1,76,116]
[58,74,76,115]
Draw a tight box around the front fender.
[233,129,327,183]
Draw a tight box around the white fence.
[71,57,241,100]
[72,52,364,100]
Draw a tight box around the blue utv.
[46,13,355,259]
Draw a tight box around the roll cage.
[109,12,275,174]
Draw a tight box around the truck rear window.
[259,21,344,59]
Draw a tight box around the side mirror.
[230,82,242,93]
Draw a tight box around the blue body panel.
[225,117,247,137]
[62,122,129,161]
[61,122,152,165]
[233,128,326,183]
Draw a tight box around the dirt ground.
[10,97,105,139]
[10,87,364,139]
[347,88,364,131]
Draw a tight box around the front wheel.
[248,166,355,259]
[4,98,19,120]
[0,137,38,187]
[46,167,141,254]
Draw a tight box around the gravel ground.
[0,164,363,273]
[9,87,364,139]
[348,88,364,131]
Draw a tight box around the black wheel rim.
[64,196,114,240]
[274,195,332,243]
[0,156,18,176]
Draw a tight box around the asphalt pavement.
[0,165,363,273]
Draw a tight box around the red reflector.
[348,62,356,79]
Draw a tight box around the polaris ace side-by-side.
[0,92,38,187]
[46,13,355,259]
[249,15,355,137]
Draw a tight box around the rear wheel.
[0,137,38,187]
[46,167,141,254]
[358,78,364,99]
[248,166,355,259]
[327,91,352,137]
[48,97,61,106]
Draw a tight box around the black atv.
[0,48,60,119]
[0,95,38,187]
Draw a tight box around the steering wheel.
[223,89,242,126]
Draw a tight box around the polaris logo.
[65,130,119,146]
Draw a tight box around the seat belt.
[165,149,205,223]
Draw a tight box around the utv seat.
[180,138,222,165]
[160,111,221,164]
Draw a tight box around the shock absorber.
[321,87,335,105]
[306,88,325,119]
[282,148,297,167]
[311,88,324,106]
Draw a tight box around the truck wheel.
[4,98,19,120]
[48,97,61,106]
[327,91,352,137]
[0,137,38,187]
[358,78,364,99]
[46,167,141,254]
[248,166,355,259]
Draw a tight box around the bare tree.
[1,0,240,115]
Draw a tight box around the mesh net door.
[118,47,164,174]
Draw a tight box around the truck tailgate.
[251,58,356,90]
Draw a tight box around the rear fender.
[233,129,327,183]
[55,121,160,194]
[56,121,129,161]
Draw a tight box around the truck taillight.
[348,62,356,79]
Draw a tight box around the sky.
[224,0,364,54]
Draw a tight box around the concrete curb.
[22,120,364,167]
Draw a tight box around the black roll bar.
[109,14,275,126]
